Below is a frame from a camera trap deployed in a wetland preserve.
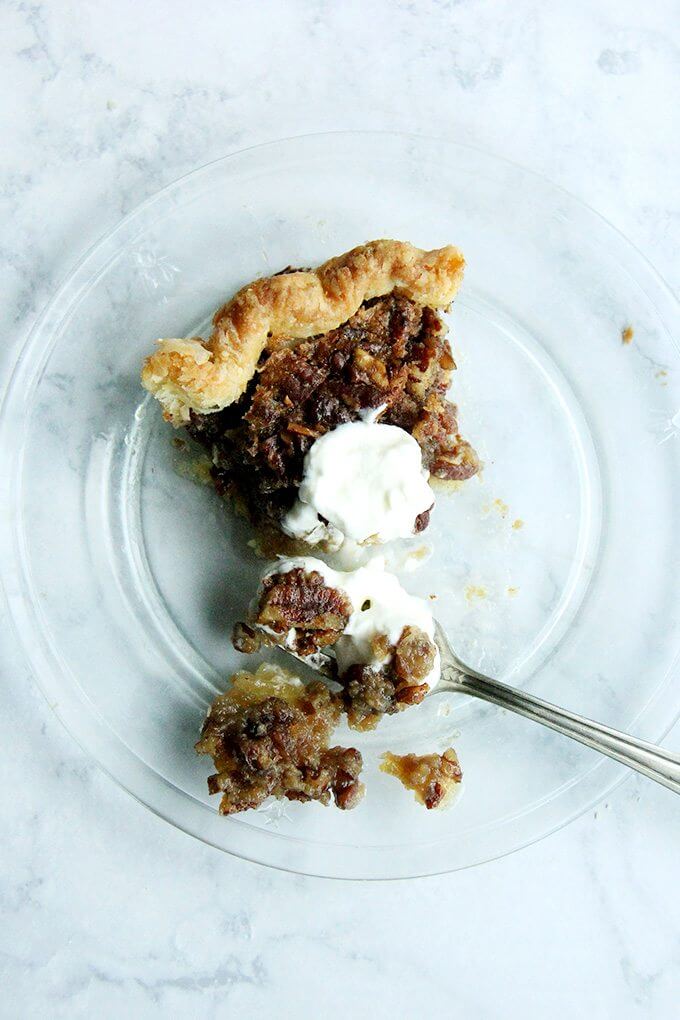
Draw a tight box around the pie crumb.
[381,749,462,809]
[400,543,433,572]
[465,584,487,602]
[621,325,634,345]
[512,518,524,530]
[507,586,520,597]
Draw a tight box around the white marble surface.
[2,1,680,1015]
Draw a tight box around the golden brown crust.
[141,239,465,423]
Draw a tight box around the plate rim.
[2,130,680,879]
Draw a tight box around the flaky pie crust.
[141,239,465,423]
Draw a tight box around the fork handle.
[450,669,680,794]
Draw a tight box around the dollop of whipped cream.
[282,411,434,547]
[268,556,440,689]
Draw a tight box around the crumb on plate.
[380,749,462,809]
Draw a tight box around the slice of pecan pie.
[141,240,479,549]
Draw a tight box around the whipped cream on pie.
[267,556,440,689]
[282,420,434,547]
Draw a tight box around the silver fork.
[281,620,680,794]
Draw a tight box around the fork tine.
[278,643,336,680]
[433,619,458,671]
[434,618,489,683]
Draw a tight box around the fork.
[281,620,680,793]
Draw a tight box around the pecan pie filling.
[234,560,439,731]
[341,624,436,731]
[380,749,462,809]
[196,663,365,814]
[232,567,353,658]
[186,293,478,537]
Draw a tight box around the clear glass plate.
[2,133,680,879]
